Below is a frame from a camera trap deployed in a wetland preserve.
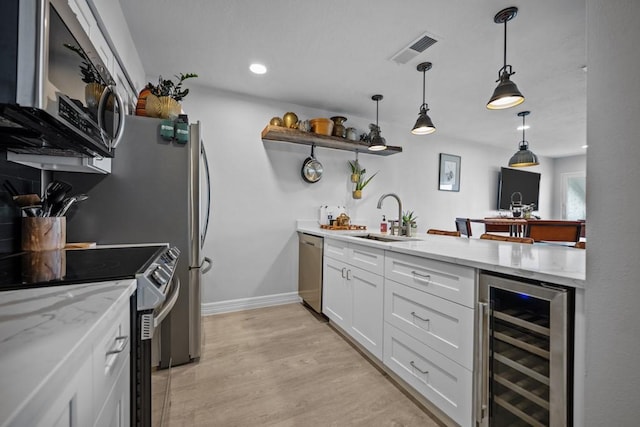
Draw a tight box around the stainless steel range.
[0,244,180,427]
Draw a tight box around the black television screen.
[497,167,541,210]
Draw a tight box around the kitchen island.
[0,279,136,427]
[298,222,585,426]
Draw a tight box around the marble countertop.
[0,279,136,427]
[297,224,585,288]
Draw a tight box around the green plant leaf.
[356,171,378,190]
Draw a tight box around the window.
[562,172,586,220]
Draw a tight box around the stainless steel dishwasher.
[298,233,323,313]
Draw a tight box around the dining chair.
[455,218,472,237]
[480,233,534,244]
[525,220,583,243]
[427,229,461,237]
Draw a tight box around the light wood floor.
[154,303,442,427]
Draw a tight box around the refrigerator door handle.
[201,257,213,274]
[201,143,211,247]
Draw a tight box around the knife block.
[22,217,66,251]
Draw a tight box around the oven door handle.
[154,277,181,328]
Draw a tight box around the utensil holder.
[22,217,66,251]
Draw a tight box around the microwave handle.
[97,85,126,150]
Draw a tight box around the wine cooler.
[477,273,573,427]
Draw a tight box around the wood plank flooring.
[154,303,442,426]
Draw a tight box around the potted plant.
[348,160,361,183]
[402,210,418,236]
[353,170,377,199]
[137,73,198,119]
[64,43,105,108]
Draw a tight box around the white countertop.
[297,224,585,288]
[0,279,136,427]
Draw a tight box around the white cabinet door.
[384,323,473,427]
[349,266,384,359]
[93,354,130,427]
[348,243,385,276]
[322,256,350,330]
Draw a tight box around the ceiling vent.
[390,32,438,64]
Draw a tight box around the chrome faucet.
[377,193,407,236]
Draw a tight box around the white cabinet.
[16,292,132,427]
[385,252,475,308]
[322,239,384,359]
[34,356,94,427]
[384,323,473,426]
[385,279,475,370]
[383,251,476,426]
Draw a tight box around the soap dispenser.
[380,215,387,233]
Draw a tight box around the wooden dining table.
[469,217,529,237]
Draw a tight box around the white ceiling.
[119,0,586,158]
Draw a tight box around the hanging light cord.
[376,98,379,126]
[497,19,515,81]
[420,69,427,112]
[521,113,526,142]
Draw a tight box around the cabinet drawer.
[385,280,474,369]
[324,238,349,261]
[385,252,475,307]
[348,243,384,276]
[92,300,130,413]
[384,323,472,427]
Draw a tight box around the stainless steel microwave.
[0,0,125,164]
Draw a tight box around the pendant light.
[487,7,525,110]
[508,111,539,167]
[411,62,436,135]
[368,94,387,151]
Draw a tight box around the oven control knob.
[152,269,168,286]
[167,247,180,260]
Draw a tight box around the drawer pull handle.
[341,267,346,278]
[411,311,430,324]
[346,269,352,280]
[411,270,431,282]
[410,361,429,375]
[106,335,129,356]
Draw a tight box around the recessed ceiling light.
[249,63,267,74]
[517,125,530,131]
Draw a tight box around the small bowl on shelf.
[309,118,334,136]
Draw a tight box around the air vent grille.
[390,32,438,64]
[411,35,437,53]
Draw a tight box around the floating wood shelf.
[261,125,402,156]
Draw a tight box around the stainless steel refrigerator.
[54,115,212,367]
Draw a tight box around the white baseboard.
[202,292,302,316]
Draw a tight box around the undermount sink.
[353,233,419,243]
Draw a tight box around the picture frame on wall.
[438,153,461,192]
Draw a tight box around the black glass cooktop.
[0,245,166,291]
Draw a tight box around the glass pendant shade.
[509,110,539,167]
[368,94,387,151]
[411,106,436,135]
[487,73,525,110]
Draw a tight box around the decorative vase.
[157,96,181,119]
[269,116,283,126]
[352,190,362,199]
[410,223,418,237]
[85,82,105,108]
[136,88,153,116]
[350,173,359,183]
[331,116,347,138]
[283,112,298,128]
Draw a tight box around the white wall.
[551,154,587,218]
[182,85,553,305]
[584,0,640,424]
